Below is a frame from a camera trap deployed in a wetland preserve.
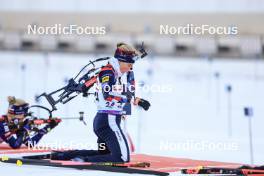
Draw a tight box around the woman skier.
[52,43,150,162]
[0,96,59,149]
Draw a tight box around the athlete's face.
[7,114,25,123]
[119,62,133,73]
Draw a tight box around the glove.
[16,128,27,137]
[23,119,31,130]
[46,119,60,130]
[138,98,151,111]
[38,119,60,135]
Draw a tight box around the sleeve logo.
[102,76,110,83]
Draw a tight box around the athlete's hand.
[133,97,141,105]
[134,98,151,111]
[48,119,60,129]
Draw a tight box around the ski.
[181,166,264,175]
[23,153,52,160]
[181,167,242,175]
[22,153,151,168]
[1,157,169,176]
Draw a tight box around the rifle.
[8,105,87,133]
[36,42,148,112]
[37,57,110,112]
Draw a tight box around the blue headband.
[8,104,29,115]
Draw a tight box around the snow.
[0,51,263,175]
[0,160,133,176]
